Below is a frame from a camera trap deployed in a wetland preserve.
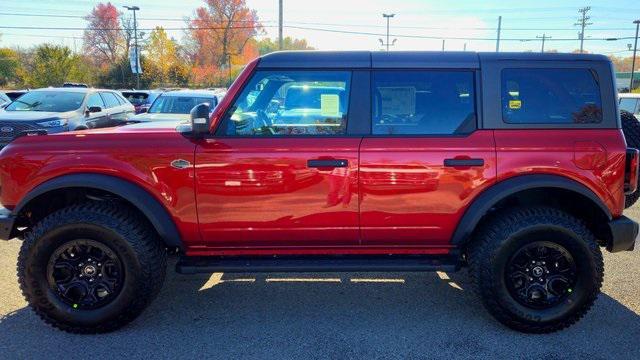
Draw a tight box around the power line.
[0,24,636,42]
[1,11,640,31]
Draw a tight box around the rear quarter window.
[501,68,603,124]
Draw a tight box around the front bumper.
[607,215,639,252]
[0,206,15,240]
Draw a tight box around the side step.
[176,255,460,274]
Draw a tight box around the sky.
[0,0,639,56]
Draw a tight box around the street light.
[123,5,140,89]
[379,13,396,51]
[630,20,640,92]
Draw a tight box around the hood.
[0,111,75,122]
[67,120,186,135]
[129,113,191,122]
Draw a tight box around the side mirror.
[88,106,102,113]
[190,103,211,138]
[138,107,148,114]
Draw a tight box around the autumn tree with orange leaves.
[83,2,124,69]
[188,0,261,85]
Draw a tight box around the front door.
[359,69,497,247]
[196,69,361,248]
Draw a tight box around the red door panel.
[359,130,497,246]
[195,137,361,248]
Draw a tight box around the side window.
[219,70,351,136]
[620,98,639,114]
[86,93,105,109]
[372,70,476,135]
[101,92,121,109]
[502,68,603,124]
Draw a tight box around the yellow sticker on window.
[509,100,522,109]
[320,94,340,117]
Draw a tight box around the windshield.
[148,96,215,114]
[5,91,85,112]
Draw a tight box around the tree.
[189,0,261,75]
[145,27,179,86]
[609,55,635,72]
[257,36,314,55]
[83,2,124,68]
[0,47,21,86]
[21,44,92,87]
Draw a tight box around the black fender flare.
[450,174,613,246]
[15,173,184,250]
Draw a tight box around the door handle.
[443,158,484,167]
[307,159,348,168]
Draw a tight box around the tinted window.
[122,91,149,106]
[502,68,602,124]
[5,91,85,112]
[87,93,105,109]
[149,96,216,114]
[101,92,121,108]
[372,71,476,135]
[620,98,639,114]
[220,70,351,136]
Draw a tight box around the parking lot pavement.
[2,212,640,360]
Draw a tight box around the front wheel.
[468,207,603,333]
[17,203,167,333]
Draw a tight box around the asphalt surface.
[2,209,640,359]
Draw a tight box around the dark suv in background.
[0,87,134,149]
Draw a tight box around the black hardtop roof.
[257,50,610,69]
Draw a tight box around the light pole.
[379,13,395,51]
[630,20,640,92]
[124,5,140,89]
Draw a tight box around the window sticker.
[320,94,340,117]
[379,87,416,116]
[509,100,522,110]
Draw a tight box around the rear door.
[195,69,368,248]
[85,92,109,129]
[359,68,496,247]
[100,92,126,127]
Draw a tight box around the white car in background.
[128,89,224,123]
[620,93,640,117]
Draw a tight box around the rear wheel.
[17,202,167,333]
[621,110,640,208]
[468,207,603,333]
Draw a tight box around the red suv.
[0,51,638,334]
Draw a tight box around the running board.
[176,255,460,274]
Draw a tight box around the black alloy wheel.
[505,241,577,309]
[47,239,124,310]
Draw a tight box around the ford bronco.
[0,51,638,334]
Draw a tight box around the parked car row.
[0,86,226,149]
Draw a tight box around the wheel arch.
[452,174,613,247]
[14,173,184,250]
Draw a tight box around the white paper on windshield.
[379,87,416,115]
[320,94,340,117]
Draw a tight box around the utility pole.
[124,5,140,89]
[379,13,396,51]
[575,7,592,53]
[630,20,640,91]
[278,0,283,50]
[536,34,551,53]
[496,16,502,52]
[442,39,445,51]
[463,42,467,51]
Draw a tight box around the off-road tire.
[17,202,167,334]
[468,207,603,333]
[621,110,640,208]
